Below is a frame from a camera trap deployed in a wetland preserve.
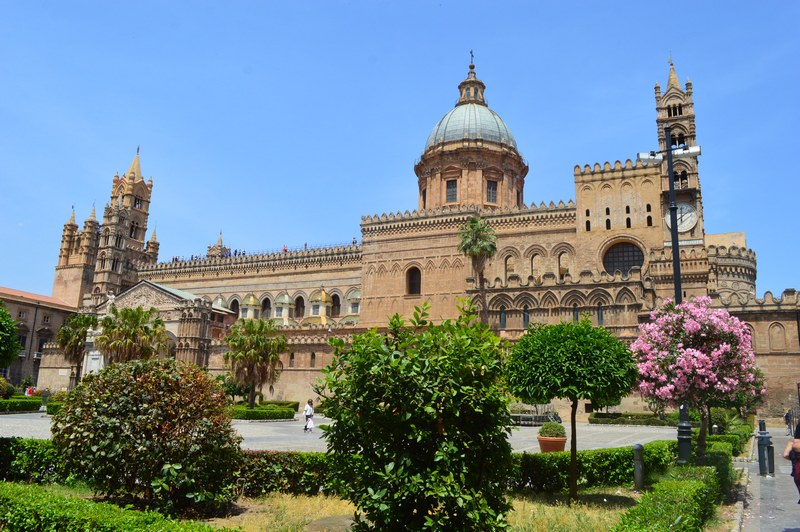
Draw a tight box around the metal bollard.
[633,444,645,490]
[756,419,772,476]
[767,444,775,475]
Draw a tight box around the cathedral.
[38,62,799,415]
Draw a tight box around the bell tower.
[52,207,100,308]
[91,149,159,305]
[654,61,705,242]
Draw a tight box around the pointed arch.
[769,322,786,351]
[587,289,612,306]
[513,293,538,309]
[376,264,388,278]
[451,257,465,270]
[540,291,559,309]
[439,257,451,271]
[615,287,637,305]
[561,290,587,308]
[390,262,403,276]
[488,293,513,310]
[423,259,436,272]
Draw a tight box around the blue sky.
[1,1,797,298]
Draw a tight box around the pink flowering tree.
[632,296,765,456]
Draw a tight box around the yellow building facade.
[39,62,798,415]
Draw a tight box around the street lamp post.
[637,124,701,465]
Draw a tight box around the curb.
[730,466,748,532]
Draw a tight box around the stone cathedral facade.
[38,62,798,415]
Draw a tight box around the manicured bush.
[0,398,41,412]
[0,482,221,531]
[589,412,671,426]
[51,358,242,516]
[230,405,293,420]
[239,451,330,496]
[697,442,734,500]
[663,465,720,509]
[538,421,566,437]
[614,480,709,531]
[46,402,62,416]
[0,377,15,399]
[0,438,68,484]
[512,440,676,493]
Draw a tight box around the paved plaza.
[0,412,676,453]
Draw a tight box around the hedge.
[698,442,735,500]
[588,411,700,427]
[0,482,223,531]
[0,399,42,412]
[511,439,675,493]
[614,479,710,531]
[261,400,300,412]
[239,450,331,496]
[46,402,62,416]
[0,438,69,485]
[230,405,294,420]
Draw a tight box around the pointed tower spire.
[88,203,96,221]
[126,148,143,181]
[456,55,487,107]
[667,59,681,90]
[68,208,76,225]
[150,227,158,242]
[217,231,224,246]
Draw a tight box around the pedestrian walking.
[783,421,800,503]
[303,399,314,433]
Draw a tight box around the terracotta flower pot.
[537,435,567,453]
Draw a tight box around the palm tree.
[458,215,497,324]
[95,306,168,364]
[56,313,98,388]
[224,318,288,409]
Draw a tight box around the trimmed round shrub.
[538,422,566,437]
[0,377,15,399]
[51,358,242,516]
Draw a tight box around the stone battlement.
[573,159,656,176]
[360,201,576,225]
[706,244,757,261]
[138,243,361,275]
[712,288,799,309]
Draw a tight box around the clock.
[664,201,698,232]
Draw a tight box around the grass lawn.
[27,483,740,531]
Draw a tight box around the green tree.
[95,306,168,364]
[55,313,98,387]
[0,302,22,370]
[317,303,513,530]
[506,317,637,502]
[52,358,242,516]
[457,215,497,325]
[224,318,287,409]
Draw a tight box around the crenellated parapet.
[137,243,362,280]
[573,159,659,181]
[361,201,576,238]
[711,288,799,310]
[706,244,757,301]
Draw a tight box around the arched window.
[646,204,652,212]
[625,205,630,214]
[531,254,541,278]
[585,220,591,231]
[603,242,645,275]
[310,352,316,368]
[558,252,570,281]
[626,218,631,228]
[295,297,305,318]
[331,295,341,317]
[597,303,604,326]
[679,170,688,188]
[261,298,271,318]
[230,300,240,317]
[647,215,653,227]
[499,306,507,330]
[677,133,685,146]
[605,207,610,215]
[523,306,530,329]
[605,219,611,230]
[769,323,787,351]
[407,267,421,295]
[504,256,515,280]
[289,352,295,368]
[585,209,590,216]
[129,222,138,238]
[573,304,579,322]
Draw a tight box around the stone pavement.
[0,412,676,453]
[742,424,800,532]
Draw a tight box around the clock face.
[664,202,698,232]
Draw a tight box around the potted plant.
[537,421,567,452]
